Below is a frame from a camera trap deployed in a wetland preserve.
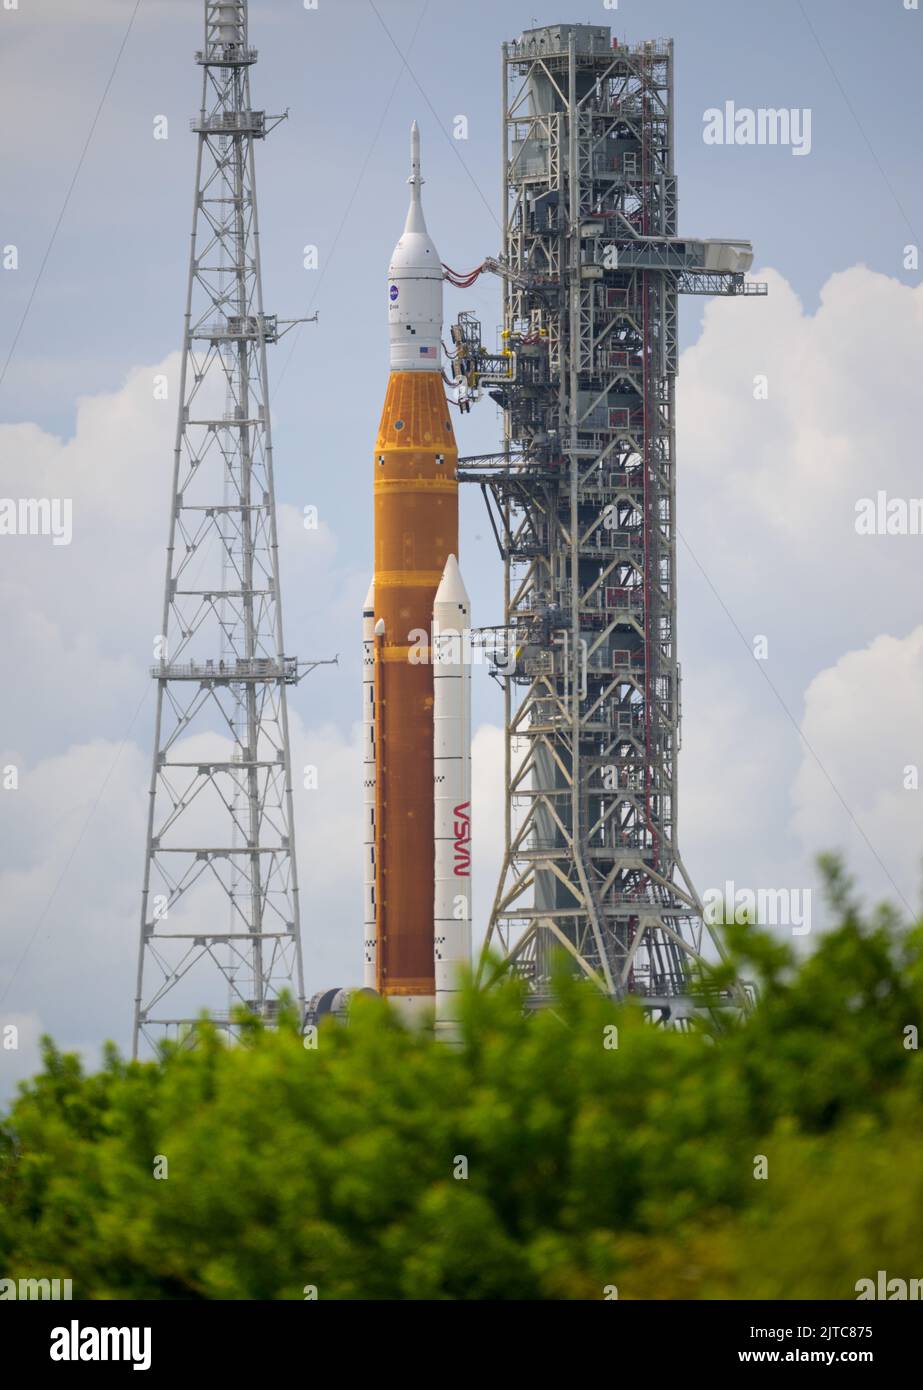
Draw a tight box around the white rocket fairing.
[433,554,472,1041]
[388,120,443,371]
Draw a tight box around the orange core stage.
[373,371,458,998]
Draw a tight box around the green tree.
[1,859,921,1299]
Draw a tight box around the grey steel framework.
[134,1,310,1055]
[468,25,764,1017]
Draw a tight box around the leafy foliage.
[2,861,922,1299]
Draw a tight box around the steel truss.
[134,2,309,1054]
[476,25,760,1018]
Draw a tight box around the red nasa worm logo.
[453,802,471,877]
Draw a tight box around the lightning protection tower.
[135,0,309,1055]
[462,25,765,1019]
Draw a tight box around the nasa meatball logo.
[389,283,399,302]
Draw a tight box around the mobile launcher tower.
[454,25,766,1018]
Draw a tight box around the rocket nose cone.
[434,554,470,608]
[402,119,426,235]
[363,578,375,613]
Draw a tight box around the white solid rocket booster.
[362,581,377,989]
[433,553,472,1040]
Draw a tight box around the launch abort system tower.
[134,1,316,1054]
[465,25,765,1016]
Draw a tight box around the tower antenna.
[134,0,329,1056]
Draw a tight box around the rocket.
[363,123,471,1036]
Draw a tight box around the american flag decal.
[419,345,437,358]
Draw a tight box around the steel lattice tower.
[134,0,307,1055]
[467,25,765,1018]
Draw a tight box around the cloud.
[0,736,148,1094]
[677,265,923,920]
[0,359,174,763]
[792,628,923,912]
[678,267,923,668]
